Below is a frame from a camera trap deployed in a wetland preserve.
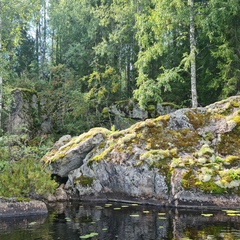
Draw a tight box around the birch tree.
[189,0,198,107]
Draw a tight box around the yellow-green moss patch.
[42,127,111,163]
[74,175,94,187]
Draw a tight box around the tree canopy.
[0,0,239,134]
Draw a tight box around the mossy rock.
[182,170,197,190]
[42,127,111,164]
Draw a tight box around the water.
[0,201,240,240]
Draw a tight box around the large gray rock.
[66,159,169,202]
[8,88,39,134]
[44,96,240,208]
[8,88,53,135]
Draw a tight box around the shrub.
[0,157,58,199]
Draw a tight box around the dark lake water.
[0,201,240,240]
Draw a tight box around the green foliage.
[0,133,57,199]
[81,65,121,105]
[74,175,94,187]
[0,157,58,199]
[1,0,240,136]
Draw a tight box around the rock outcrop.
[8,88,52,135]
[42,96,240,208]
[0,198,48,217]
[104,100,178,130]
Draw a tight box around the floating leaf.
[113,208,121,210]
[80,235,91,239]
[201,213,213,217]
[159,226,164,229]
[80,232,98,239]
[105,204,112,207]
[143,210,150,214]
[227,213,240,217]
[102,228,108,231]
[224,210,240,214]
[95,206,103,209]
[89,233,98,237]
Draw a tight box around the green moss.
[102,107,110,119]
[195,179,225,194]
[11,87,37,95]
[140,148,177,190]
[74,175,94,187]
[146,104,155,112]
[225,155,240,167]
[232,115,240,125]
[140,149,178,165]
[230,100,240,108]
[51,153,66,161]
[171,142,240,194]
[168,129,200,152]
[17,197,30,202]
[42,127,111,163]
[182,170,197,190]
[217,132,240,156]
[102,107,109,114]
[153,114,170,125]
[203,132,214,142]
[197,144,214,157]
[185,110,210,130]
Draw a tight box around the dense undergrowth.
[0,134,58,200]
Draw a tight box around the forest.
[0,0,240,200]
[0,0,239,136]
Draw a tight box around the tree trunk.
[41,0,47,79]
[35,19,40,75]
[189,0,198,108]
[0,0,2,130]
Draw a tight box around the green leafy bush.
[0,134,58,199]
[0,157,58,199]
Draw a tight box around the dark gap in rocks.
[52,174,68,184]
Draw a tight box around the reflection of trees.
[0,215,48,239]
[172,209,240,240]
[1,203,240,239]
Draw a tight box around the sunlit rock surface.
[42,96,240,208]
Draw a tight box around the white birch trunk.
[190,0,198,108]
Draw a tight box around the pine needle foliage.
[0,157,58,199]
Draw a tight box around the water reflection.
[0,201,240,240]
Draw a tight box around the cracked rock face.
[43,96,240,208]
[66,158,169,201]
